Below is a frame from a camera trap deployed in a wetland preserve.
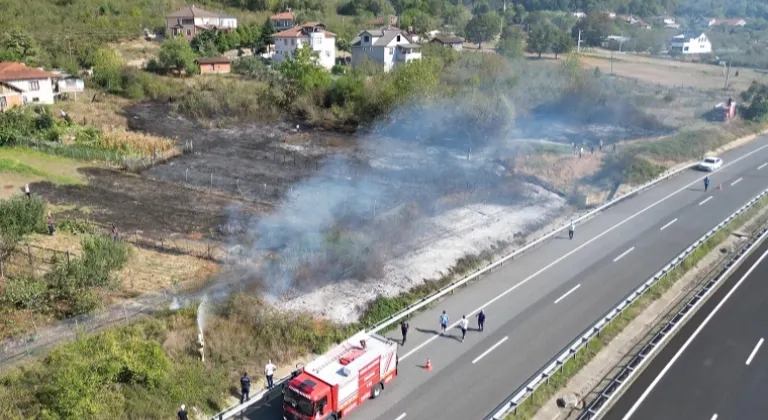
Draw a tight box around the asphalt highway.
[603,226,768,420]
[247,136,768,420]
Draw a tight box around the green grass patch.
[505,194,768,419]
[0,158,81,185]
[360,253,489,328]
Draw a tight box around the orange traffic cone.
[425,358,432,371]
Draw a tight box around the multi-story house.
[351,29,422,72]
[273,22,337,70]
[165,5,238,41]
[0,62,55,105]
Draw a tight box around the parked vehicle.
[283,331,398,420]
[698,156,723,172]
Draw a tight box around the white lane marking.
[554,284,581,304]
[401,142,768,362]
[613,246,635,263]
[759,163,767,170]
[472,336,509,364]
[746,338,765,366]
[621,246,768,420]
[699,196,714,206]
[711,414,718,420]
[394,413,407,420]
[732,177,743,186]
[660,218,678,231]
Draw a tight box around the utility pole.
[723,59,731,90]
[610,50,614,75]
[577,30,583,53]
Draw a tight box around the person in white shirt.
[569,221,575,240]
[459,315,469,342]
[264,360,277,389]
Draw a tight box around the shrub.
[58,219,98,235]
[74,235,130,288]
[0,274,47,310]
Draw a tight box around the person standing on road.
[400,320,409,345]
[459,315,469,342]
[599,139,604,152]
[476,310,486,332]
[439,310,449,334]
[704,176,710,192]
[568,221,575,240]
[265,360,277,389]
[177,404,188,420]
[612,143,617,153]
[240,372,251,404]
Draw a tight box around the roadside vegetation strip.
[501,192,768,420]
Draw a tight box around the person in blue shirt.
[240,372,251,403]
[704,176,710,192]
[476,310,486,332]
[439,311,449,334]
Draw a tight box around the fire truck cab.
[283,331,398,420]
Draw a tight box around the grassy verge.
[505,194,768,419]
[596,121,768,187]
[0,148,86,185]
[0,295,355,419]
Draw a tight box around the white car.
[698,157,723,172]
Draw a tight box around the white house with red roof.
[273,22,336,70]
[700,17,747,27]
[0,62,55,105]
[271,10,296,30]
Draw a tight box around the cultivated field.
[580,48,767,92]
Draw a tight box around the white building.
[219,15,238,29]
[165,5,238,40]
[273,22,337,70]
[0,62,55,105]
[271,10,296,30]
[351,29,422,72]
[669,32,712,55]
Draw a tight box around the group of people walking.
[399,309,487,345]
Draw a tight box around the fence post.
[28,245,32,266]
[66,250,71,270]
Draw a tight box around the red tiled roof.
[271,11,295,20]
[273,22,336,38]
[711,18,745,26]
[195,56,231,64]
[0,62,54,81]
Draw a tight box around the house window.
[291,39,295,45]
[29,81,40,91]
[186,29,191,36]
[0,97,6,110]
[32,97,39,102]
[364,35,369,43]
[396,35,401,42]
[389,47,393,55]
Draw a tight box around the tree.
[526,22,556,58]
[260,18,276,49]
[0,29,40,62]
[276,44,331,95]
[158,36,198,76]
[498,25,525,58]
[572,13,614,47]
[465,13,502,49]
[741,81,768,122]
[190,30,219,54]
[551,30,575,59]
[91,47,123,92]
[336,38,351,53]
[401,9,435,34]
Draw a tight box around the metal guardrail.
[487,187,768,420]
[209,163,698,420]
[577,199,768,420]
[369,162,697,334]
[209,366,302,420]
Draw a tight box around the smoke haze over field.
[205,61,668,306]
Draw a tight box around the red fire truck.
[283,331,398,420]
